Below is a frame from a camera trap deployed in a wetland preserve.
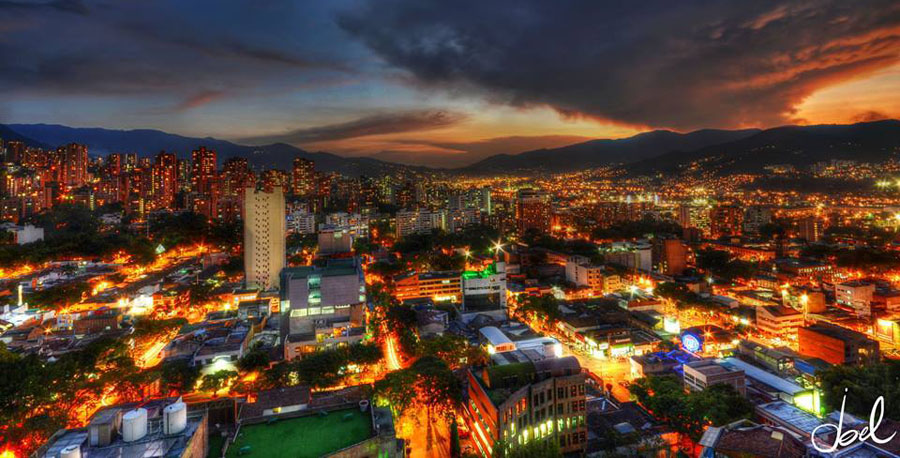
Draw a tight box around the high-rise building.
[190,147,218,219]
[59,143,88,189]
[742,206,772,236]
[678,203,711,236]
[4,141,25,164]
[244,186,286,290]
[516,188,550,235]
[660,238,688,276]
[710,205,743,238]
[395,209,446,237]
[190,147,217,194]
[291,158,315,197]
[797,216,823,242]
[150,152,178,209]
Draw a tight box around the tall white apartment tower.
[244,185,286,290]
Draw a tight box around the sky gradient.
[1,0,898,167]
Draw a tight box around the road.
[385,333,402,371]
[563,346,633,402]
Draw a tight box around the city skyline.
[2,3,900,458]
[1,0,899,167]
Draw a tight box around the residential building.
[395,209,445,237]
[243,186,286,290]
[287,209,316,235]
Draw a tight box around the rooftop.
[225,408,372,458]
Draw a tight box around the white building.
[603,241,652,272]
[395,209,446,237]
[462,261,507,308]
[835,280,875,318]
[325,212,370,238]
[3,224,44,245]
[317,224,353,255]
[287,210,316,235]
[244,186,286,290]
[447,208,480,232]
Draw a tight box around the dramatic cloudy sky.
[1,0,899,167]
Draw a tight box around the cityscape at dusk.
[1,1,899,458]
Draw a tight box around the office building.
[835,280,875,318]
[462,262,507,309]
[394,271,462,303]
[798,322,879,365]
[516,188,551,235]
[466,356,586,456]
[244,186,286,290]
[280,258,366,359]
[287,209,316,235]
[756,306,803,337]
[683,359,746,397]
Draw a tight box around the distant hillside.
[0,124,50,150]
[460,128,760,174]
[2,123,414,176]
[626,120,900,176]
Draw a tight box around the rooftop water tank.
[122,408,148,442]
[60,444,81,458]
[163,401,188,435]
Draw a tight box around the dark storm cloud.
[0,0,88,15]
[240,110,468,145]
[339,0,900,129]
[0,1,354,100]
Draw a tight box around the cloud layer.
[340,0,900,130]
[240,110,467,145]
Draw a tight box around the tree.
[518,294,561,322]
[158,358,201,393]
[494,438,562,458]
[200,369,238,393]
[450,419,461,458]
[629,375,752,441]
[419,333,487,368]
[237,344,271,372]
[819,359,900,419]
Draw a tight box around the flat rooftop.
[225,408,372,458]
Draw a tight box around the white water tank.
[122,408,148,442]
[163,401,188,435]
[60,444,81,458]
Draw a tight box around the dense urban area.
[0,134,898,458]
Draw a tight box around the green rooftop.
[225,409,372,458]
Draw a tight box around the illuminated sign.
[681,332,703,353]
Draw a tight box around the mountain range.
[3,120,900,177]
